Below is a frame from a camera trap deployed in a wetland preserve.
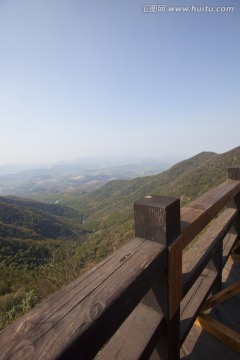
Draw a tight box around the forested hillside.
[71,146,240,253]
[1,146,240,330]
[0,196,83,240]
[0,197,87,329]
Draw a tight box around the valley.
[0,157,170,198]
[1,146,240,330]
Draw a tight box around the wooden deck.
[181,249,240,359]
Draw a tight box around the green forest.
[1,146,240,330]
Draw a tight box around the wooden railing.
[1,168,240,360]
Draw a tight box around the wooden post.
[228,167,240,181]
[134,195,182,360]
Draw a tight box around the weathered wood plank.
[180,259,217,345]
[134,195,180,245]
[182,208,238,297]
[195,313,240,353]
[96,303,165,360]
[0,238,166,360]
[180,180,240,248]
[182,322,240,360]
[222,230,238,266]
[181,325,216,360]
[210,300,240,335]
[201,280,240,311]
[135,195,181,360]
[181,230,240,360]
[210,254,240,335]
[228,168,240,181]
[222,257,240,288]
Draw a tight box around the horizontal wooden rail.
[0,238,166,360]
[180,259,218,345]
[223,230,239,266]
[96,303,165,360]
[182,207,238,297]
[180,179,240,248]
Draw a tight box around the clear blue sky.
[0,0,239,165]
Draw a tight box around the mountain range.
[70,146,240,248]
[1,146,240,330]
[0,157,171,197]
[1,146,240,246]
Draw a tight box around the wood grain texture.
[180,179,240,248]
[222,231,238,266]
[181,252,240,359]
[0,238,166,360]
[181,321,240,360]
[180,259,217,345]
[134,195,180,245]
[96,303,165,360]
[182,208,238,297]
[201,280,240,311]
[195,313,240,353]
[135,195,181,360]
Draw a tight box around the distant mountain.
[2,147,240,248]
[0,196,83,240]
[0,164,42,176]
[71,147,240,246]
[0,158,171,197]
[75,151,217,216]
[1,147,240,331]
[53,155,175,169]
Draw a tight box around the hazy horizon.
[1,1,239,166]
[0,145,239,176]
[0,152,186,169]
